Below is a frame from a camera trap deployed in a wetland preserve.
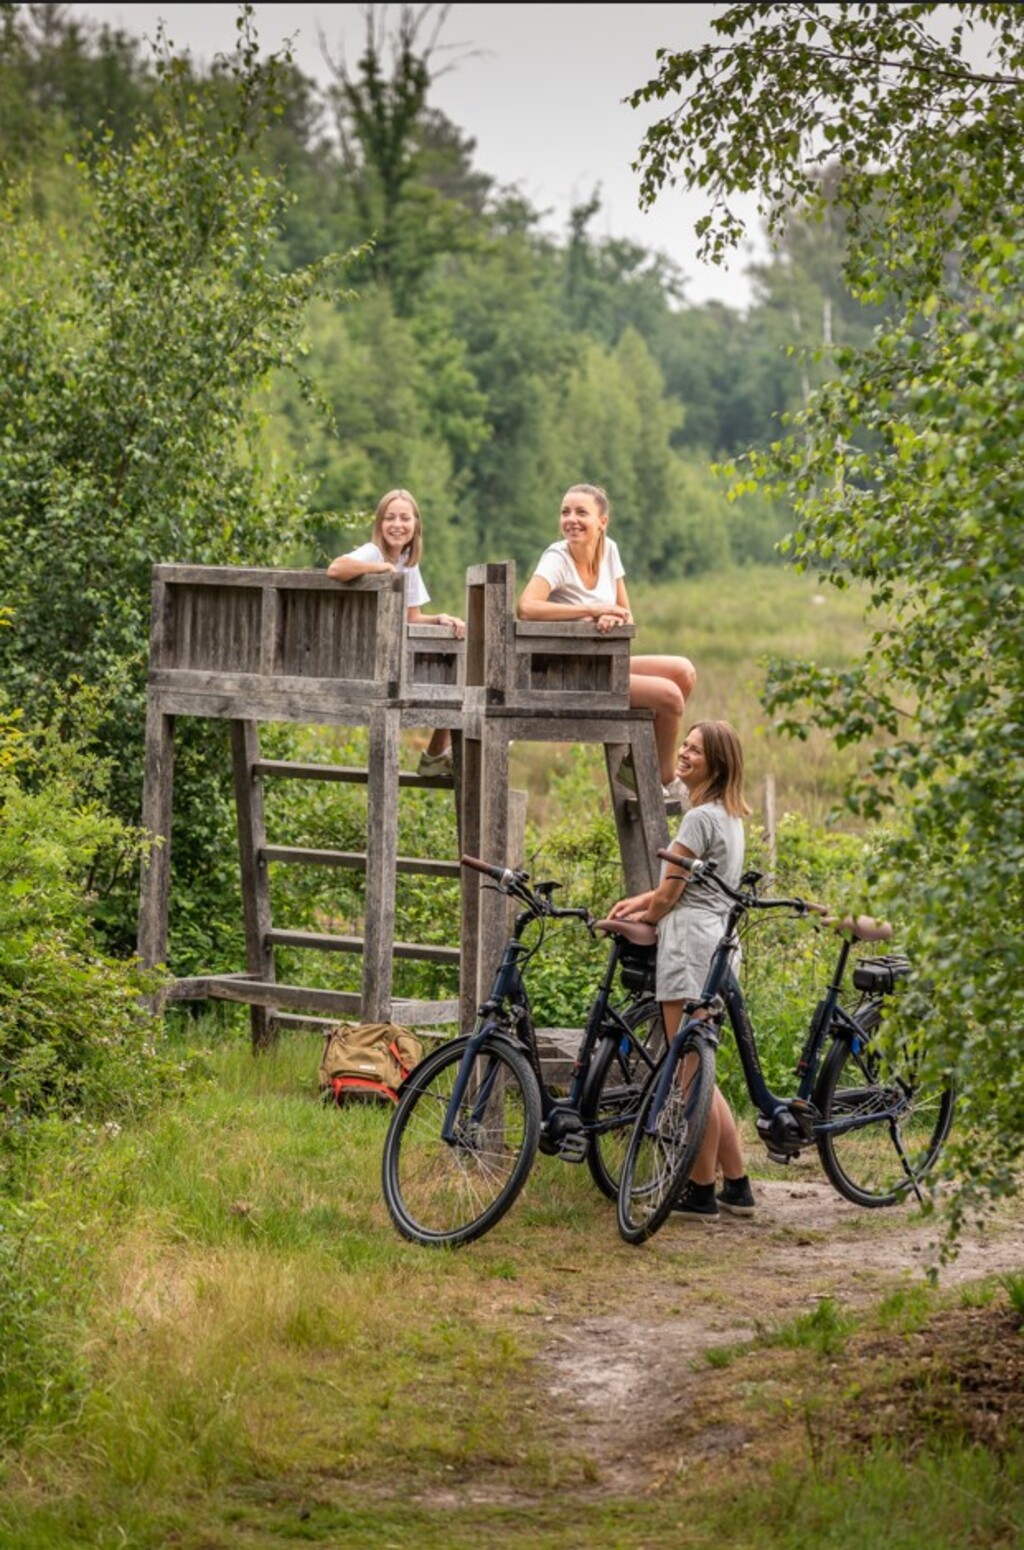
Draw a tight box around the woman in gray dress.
[608,720,756,1225]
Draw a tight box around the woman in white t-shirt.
[517,484,696,798]
[608,720,756,1225]
[328,489,464,776]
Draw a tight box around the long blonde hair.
[563,482,609,571]
[372,488,423,568]
[688,720,751,817]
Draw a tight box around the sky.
[64,2,765,309]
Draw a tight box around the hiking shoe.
[662,777,686,805]
[717,1175,756,1216]
[671,1179,720,1225]
[417,748,453,778]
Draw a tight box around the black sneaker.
[717,1175,756,1216]
[672,1180,720,1225]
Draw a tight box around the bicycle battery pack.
[619,942,657,994]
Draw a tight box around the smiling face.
[376,495,420,562]
[559,488,607,552]
[675,727,707,793]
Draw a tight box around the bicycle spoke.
[382,1039,542,1247]
[617,1037,716,1244]
[815,1035,954,1208]
[585,999,666,1200]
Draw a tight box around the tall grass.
[513,562,876,829]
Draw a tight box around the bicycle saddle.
[595,919,658,946]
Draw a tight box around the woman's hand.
[434,613,465,638]
[593,604,631,633]
[608,890,655,921]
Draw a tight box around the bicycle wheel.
[583,999,666,1199]
[382,1033,542,1247]
[617,1035,716,1244]
[814,1010,955,1208]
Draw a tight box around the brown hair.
[563,483,609,569]
[688,720,751,817]
[373,488,423,569]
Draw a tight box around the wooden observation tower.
[137,561,672,1045]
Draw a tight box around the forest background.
[0,0,867,956]
[2,4,1024,1539]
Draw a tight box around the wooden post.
[762,771,777,882]
[230,719,275,1050]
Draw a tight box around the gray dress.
[655,801,745,1002]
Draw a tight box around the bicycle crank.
[541,1107,589,1162]
[757,1098,819,1163]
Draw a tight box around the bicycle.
[617,852,956,1244]
[381,854,667,1247]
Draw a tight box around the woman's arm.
[517,573,628,623]
[407,605,465,638]
[608,841,695,924]
[327,554,393,581]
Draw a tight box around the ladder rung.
[267,928,460,965]
[262,846,461,878]
[252,760,453,788]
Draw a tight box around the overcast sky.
[65,2,766,308]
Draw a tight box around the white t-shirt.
[346,542,429,608]
[530,538,625,609]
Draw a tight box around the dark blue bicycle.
[382,855,667,1247]
[617,853,956,1245]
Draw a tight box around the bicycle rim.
[815,1032,955,1208]
[584,999,666,1200]
[381,1036,542,1247]
[617,1037,716,1244]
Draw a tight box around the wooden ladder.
[138,565,466,1047]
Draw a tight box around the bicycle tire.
[814,1008,955,1208]
[583,999,666,1200]
[381,1033,542,1248]
[617,1035,716,1244]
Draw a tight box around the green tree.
[323,2,483,310]
[0,7,349,956]
[629,2,1024,1229]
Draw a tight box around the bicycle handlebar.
[461,853,522,889]
[460,855,596,927]
[655,848,828,918]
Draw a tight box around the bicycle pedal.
[764,1148,795,1165]
[556,1134,590,1163]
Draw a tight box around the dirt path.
[535,1173,1024,1495]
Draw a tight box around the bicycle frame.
[441,894,658,1152]
[645,874,890,1160]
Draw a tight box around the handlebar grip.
[461,854,508,884]
[656,848,709,877]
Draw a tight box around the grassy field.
[2,1033,1020,1549]
[509,563,876,830]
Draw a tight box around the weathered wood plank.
[230,719,275,1049]
[273,1006,460,1033]
[137,702,175,969]
[166,977,460,1026]
[266,928,460,965]
[262,846,460,877]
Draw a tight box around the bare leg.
[425,728,451,756]
[629,655,697,783]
